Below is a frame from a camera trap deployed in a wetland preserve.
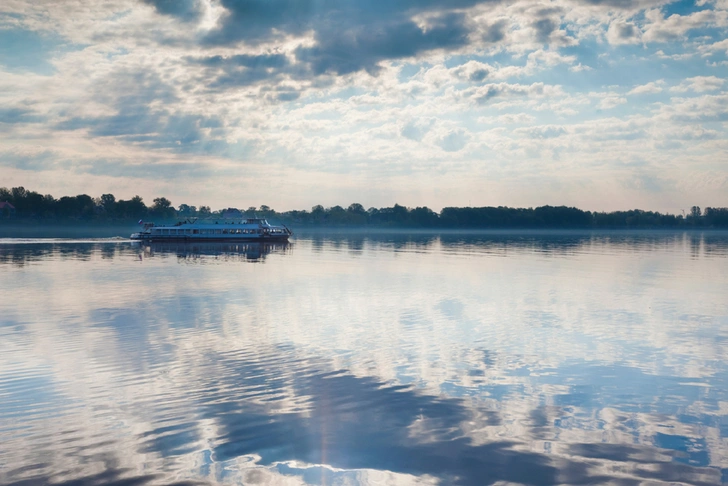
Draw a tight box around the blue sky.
[1,0,727,212]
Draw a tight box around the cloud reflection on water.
[1,232,727,485]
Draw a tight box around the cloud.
[497,113,536,124]
[188,53,293,88]
[481,18,509,43]
[401,118,435,141]
[200,1,490,76]
[0,107,43,124]
[627,80,664,95]
[598,96,627,109]
[516,125,567,139]
[660,92,728,122]
[0,148,58,171]
[569,63,592,72]
[140,0,204,22]
[2,0,728,210]
[531,17,559,43]
[699,38,728,55]
[453,61,492,83]
[620,170,670,192]
[295,12,470,75]
[606,21,642,45]
[664,125,719,141]
[655,49,694,60]
[642,8,728,43]
[448,50,576,85]
[54,69,239,155]
[460,82,561,105]
[669,75,725,92]
[437,128,469,152]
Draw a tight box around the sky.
[1,0,727,213]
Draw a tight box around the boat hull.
[130,234,290,242]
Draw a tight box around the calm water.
[1,231,728,485]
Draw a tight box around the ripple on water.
[1,233,728,485]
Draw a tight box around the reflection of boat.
[130,218,291,242]
[138,241,290,262]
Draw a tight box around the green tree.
[152,197,175,219]
[12,186,27,201]
[115,195,148,219]
[688,206,702,226]
[178,204,195,216]
[346,203,367,224]
[76,194,96,218]
[100,194,116,214]
[347,203,365,214]
[311,205,325,223]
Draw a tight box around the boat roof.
[154,217,278,227]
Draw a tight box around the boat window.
[193,229,199,234]
[222,229,228,234]
[215,229,222,234]
[162,229,169,234]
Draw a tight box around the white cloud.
[436,128,470,152]
[451,61,493,83]
[0,0,727,210]
[607,21,642,45]
[642,8,728,43]
[628,80,665,95]
[497,113,537,124]
[459,82,563,105]
[655,49,695,61]
[598,96,627,109]
[569,63,592,72]
[670,76,725,92]
[698,38,728,56]
[515,124,567,139]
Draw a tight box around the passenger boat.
[130,218,292,242]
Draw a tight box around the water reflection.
[139,241,291,263]
[1,232,727,485]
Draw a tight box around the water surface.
[1,231,727,485]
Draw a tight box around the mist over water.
[1,232,727,485]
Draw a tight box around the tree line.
[1,186,727,228]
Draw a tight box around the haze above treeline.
[1,186,727,229]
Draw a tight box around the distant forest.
[1,186,727,228]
